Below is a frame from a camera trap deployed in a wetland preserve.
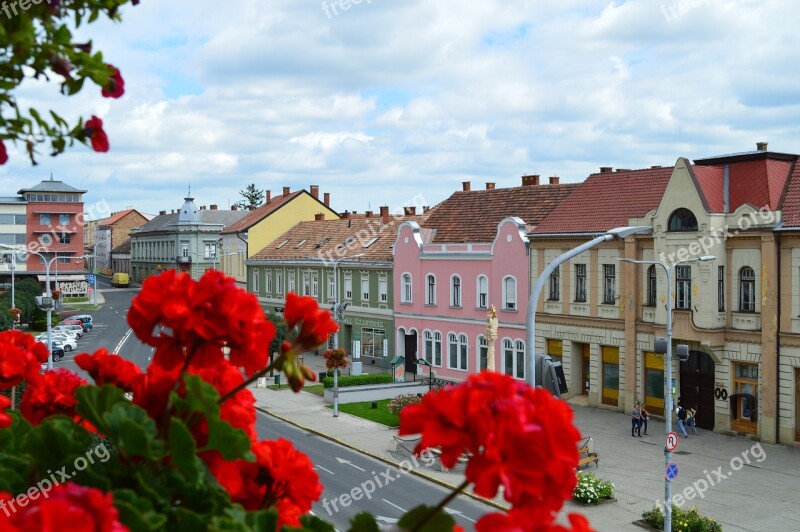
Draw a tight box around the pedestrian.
[687,406,699,435]
[631,401,642,437]
[640,404,649,435]
[676,402,688,438]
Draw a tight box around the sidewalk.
[251,361,800,531]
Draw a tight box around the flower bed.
[573,471,615,504]
[388,393,422,415]
[641,504,723,531]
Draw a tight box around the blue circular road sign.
[665,462,680,481]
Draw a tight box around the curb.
[254,405,509,512]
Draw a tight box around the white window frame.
[311,271,319,298]
[287,270,296,293]
[739,266,755,312]
[426,274,436,305]
[502,276,517,310]
[379,275,388,303]
[477,335,488,371]
[344,271,353,300]
[450,275,462,307]
[548,265,560,301]
[603,264,616,304]
[252,268,259,294]
[328,272,336,301]
[502,338,525,380]
[361,273,370,302]
[477,275,488,309]
[265,269,272,294]
[676,265,691,310]
[575,263,587,302]
[447,332,468,371]
[401,273,412,303]
[423,330,443,367]
[276,270,284,295]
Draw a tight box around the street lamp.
[619,254,715,532]
[526,226,652,390]
[416,358,433,391]
[92,242,103,306]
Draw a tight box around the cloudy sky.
[2,0,798,218]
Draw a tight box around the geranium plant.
[0,270,596,531]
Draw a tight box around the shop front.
[339,314,394,370]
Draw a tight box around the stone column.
[760,234,778,444]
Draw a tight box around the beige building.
[530,143,800,446]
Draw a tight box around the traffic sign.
[665,462,680,481]
[88,274,95,284]
[666,431,679,452]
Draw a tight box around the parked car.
[111,273,130,287]
[38,340,65,361]
[52,327,81,341]
[54,324,84,337]
[36,334,77,351]
[61,318,91,332]
[71,314,94,325]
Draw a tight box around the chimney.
[159,210,166,216]
[265,190,271,204]
[231,205,238,211]
[380,205,389,223]
[599,167,613,173]
[549,176,560,184]
[403,206,416,215]
[310,185,319,198]
[651,165,662,169]
[324,192,330,207]
[314,213,325,221]
[210,204,218,210]
[341,211,350,220]
[462,181,471,192]
[756,141,768,151]
[423,205,430,213]
[486,182,496,190]
[365,211,373,218]
[200,206,206,210]
[283,186,290,196]
[521,175,540,186]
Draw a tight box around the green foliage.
[397,505,457,532]
[332,399,399,427]
[236,183,265,211]
[387,393,421,415]
[0,0,138,163]
[0,306,11,330]
[266,310,287,361]
[321,372,393,388]
[643,504,723,531]
[573,471,615,504]
[323,348,348,370]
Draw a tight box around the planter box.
[323,381,431,405]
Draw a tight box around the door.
[404,331,418,373]
[679,350,716,430]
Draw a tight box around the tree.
[0,1,140,165]
[236,183,265,211]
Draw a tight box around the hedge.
[321,373,393,388]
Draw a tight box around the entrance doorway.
[403,330,418,373]
[679,350,716,430]
[572,343,590,395]
[730,362,758,434]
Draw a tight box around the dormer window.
[668,208,698,232]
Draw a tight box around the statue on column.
[485,305,498,371]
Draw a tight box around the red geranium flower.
[191,362,256,440]
[85,115,109,153]
[0,395,11,429]
[399,371,581,515]
[101,65,125,98]
[205,438,322,531]
[477,507,594,532]
[0,482,128,531]
[19,369,87,425]
[75,348,142,393]
[0,140,8,165]
[0,330,50,389]
[127,270,275,375]
[284,292,338,350]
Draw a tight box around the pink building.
[393,177,578,382]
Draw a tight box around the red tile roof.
[777,161,800,227]
[421,184,580,242]
[97,208,145,226]
[532,167,674,234]
[221,191,336,234]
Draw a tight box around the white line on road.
[113,328,134,354]
[336,457,366,472]
[316,465,335,475]
[382,499,406,513]
[445,507,477,523]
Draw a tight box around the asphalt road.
[56,279,493,530]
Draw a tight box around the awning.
[37,274,86,282]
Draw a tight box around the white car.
[52,328,80,341]
[54,324,84,337]
[37,334,77,352]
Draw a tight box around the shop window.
[360,328,386,357]
[644,352,665,416]
[601,346,620,406]
[731,362,758,433]
[547,339,563,365]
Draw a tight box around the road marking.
[336,457,366,472]
[315,465,335,475]
[382,499,406,513]
[445,507,477,523]
[375,516,399,524]
[113,328,134,354]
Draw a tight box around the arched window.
[423,330,442,366]
[477,275,488,309]
[668,208,698,232]
[401,273,412,303]
[647,265,657,306]
[502,338,525,379]
[447,333,468,370]
[426,274,436,305]
[450,275,462,307]
[739,267,755,312]
[548,265,560,301]
[477,335,488,371]
[502,276,517,310]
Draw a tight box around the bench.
[577,437,599,469]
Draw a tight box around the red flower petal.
[101,65,125,98]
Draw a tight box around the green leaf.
[168,418,203,485]
[243,508,279,530]
[75,384,128,433]
[348,513,380,532]
[113,489,169,531]
[299,512,337,531]
[397,505,458,532]
[106,402,160,460]
[24,416,93,472]
[173,507,207,531]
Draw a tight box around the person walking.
[631,402,642,437]
[687,406,699,435]
[676,402,689,438]
[640,404,650,435]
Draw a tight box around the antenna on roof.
[50,171,54,181]
[188,185,191,196]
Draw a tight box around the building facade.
[130,196,246,282]
[92,209,149,275]
[530,144,800,446]
[220,186,338,285]
[0,196,28,288]
[393,177,579,382]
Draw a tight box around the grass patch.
[303,384,324,396]
[63,297,89,303]
[64,304,102,310]
[326,399,399,427]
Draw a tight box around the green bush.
[642,504,722,531]
[321,373,393,388]
[573,471,615,504]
